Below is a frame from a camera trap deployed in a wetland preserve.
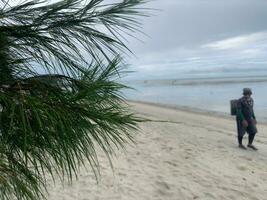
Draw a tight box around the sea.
[124,72,267,122]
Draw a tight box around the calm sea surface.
[124,75,267,122]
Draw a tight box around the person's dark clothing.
[236,96,257,144]
[248,133,256,145]
[236,120,257,137]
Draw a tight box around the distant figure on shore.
[236,88,258,150]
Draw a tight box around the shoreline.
[128,100,266,124]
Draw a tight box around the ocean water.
[124,75,267,122]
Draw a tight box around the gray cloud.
[130,0,267,52]
[125,0,267,80]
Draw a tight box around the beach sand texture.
[47,102,267,200]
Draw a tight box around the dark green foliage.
[0,33,13,83]
[0,0,147,199]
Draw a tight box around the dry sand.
[47,101,267,200]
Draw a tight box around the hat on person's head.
[243,88,252,95]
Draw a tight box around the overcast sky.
[6,0,267,80]
[125,0,267,80]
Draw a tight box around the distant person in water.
[236,88,258,150]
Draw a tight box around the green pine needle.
[0,0,148,199]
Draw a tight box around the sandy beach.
[47,101,267,200]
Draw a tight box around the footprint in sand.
[185,149,194,156]
[162,146,174,151]
[155,181,172,196]
[252,183,258,187]
[237,166,247,171]
[239,155,253,161]
[156,181,170,190]
[164,161,178,167]
[245,157,253,161]
[118,172,127,177]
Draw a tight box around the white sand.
[47,102,267,200]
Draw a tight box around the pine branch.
[0,0,148,76]
[0,0,149,199]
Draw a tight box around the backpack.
[230,99,238,116]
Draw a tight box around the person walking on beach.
[236,88,258,150]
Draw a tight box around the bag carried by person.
[230,99,238,116]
